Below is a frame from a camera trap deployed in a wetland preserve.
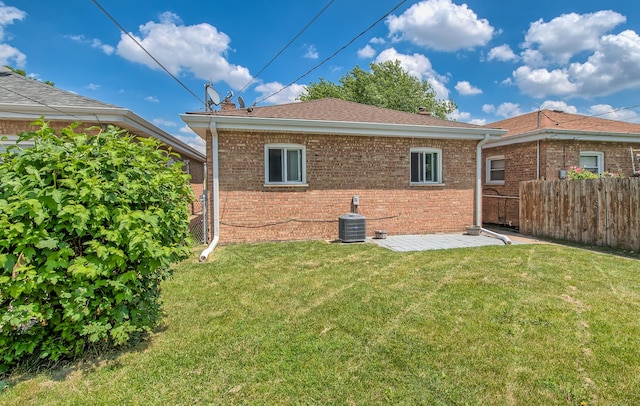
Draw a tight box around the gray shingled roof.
[0,66,118,109]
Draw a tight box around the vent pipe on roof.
[418,107,432,116]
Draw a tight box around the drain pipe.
[476,133,511,245]
[199,124,221,262]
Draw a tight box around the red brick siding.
[209,130,479,243]
[482,139,640,227]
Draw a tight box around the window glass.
[266,144,305,184]
[410,149,441,184]
[490,159,505,181]
[268,148,283,182]
[286,149,301,182]
[580,155,599,173]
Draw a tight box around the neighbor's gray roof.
[0,66,117,109]
[0,66,204,161]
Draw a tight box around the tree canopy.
[299,60,456,119]
[4,65,55,86]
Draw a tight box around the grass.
[2,241,640,405]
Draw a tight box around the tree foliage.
[3,65,55,86]
[0,121,193,371]
[299,60,457,119]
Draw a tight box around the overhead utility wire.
[254,0,408,106]
[92,0,204,105]
[234,0,335,99]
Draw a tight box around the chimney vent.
[418,106,432,116]
[220,100,237,111]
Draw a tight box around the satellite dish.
[238,96,246,109]
[206,86,220,106]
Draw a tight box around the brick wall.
[208,129,479,243]
[482,139,640,228]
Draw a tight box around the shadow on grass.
[1,322,168,390]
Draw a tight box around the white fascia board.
[0,104,205,161]
[180,114,505,141]
[483,129,640,148]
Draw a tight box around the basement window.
[579,151,604,174]
[410,148,442,184]
[265,144,306,184]
[486,156,505,185]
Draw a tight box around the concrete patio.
[368,229,546,252]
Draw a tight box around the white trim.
[483,128,640,148]
[410,147,442,184]
[579,151,604,174]
[264,143,307,185]
[485,155,505,185]
[181,114,506,141]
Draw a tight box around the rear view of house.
[182,98,504,244]
[482,109,640,227]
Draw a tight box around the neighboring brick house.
[181,98,505,244]
[0,66,205,187]
[481,109,640,227]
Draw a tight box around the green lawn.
[2,241,640,405]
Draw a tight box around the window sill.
[485,181,505,186]
[410,182,446,187]
[263,183,309,188]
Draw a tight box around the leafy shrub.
[0,121,193,371]
[566,166,599,180]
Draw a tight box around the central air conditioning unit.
[338,213,366,243]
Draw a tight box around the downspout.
[476,133,511,245]
[199,122,220,262]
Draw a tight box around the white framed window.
[579,151,604,174]
[410,148,442,184]
[486,155,505,184]
[265,144,306,184]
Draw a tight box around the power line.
[254,0,408,106]
[91,0,204,105]
[234,0,335,99]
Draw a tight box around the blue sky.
[2,0,640,153]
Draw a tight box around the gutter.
[199,121,221,262]
[476,134,511,245]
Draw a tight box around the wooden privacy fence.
[520,177,640,251]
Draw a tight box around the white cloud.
[482,104,495,114]
[304,44,318,59]
[254,81,306,105]
[523,11,625,65]
[357,44,376,59]
[175,128,205,154]
[369,37,386,44]
[154,118,177,127]
[91,39,115,55]
[375,47,450,100]
[468,118,486,125]
[0,2,26,67]
[487,44,517,62]
[0,2,25,41]
[455,81,482,96]
[387,0,494,51]
[539,100,577,113]
[588,104,640,123]
[86,83,100,90]
[145,96,160,103]
[115,12,253,90]
[448,109,470,121]
[511,66,578,98]
[495,102,522,118]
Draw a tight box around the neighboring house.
[181,98,505,244]
[482,109,640,227]
[0,66,205,185]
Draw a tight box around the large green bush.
[0,121,193,371]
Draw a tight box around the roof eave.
[180,113,506,140]
[0,104,205,161]
[484,128,640,148]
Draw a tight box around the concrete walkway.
[369,229,546,252]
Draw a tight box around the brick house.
[181,98,505,245]
[0,66,206,194]
[481,109,640,227]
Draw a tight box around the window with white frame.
[265,144,306,184]
[410,148,442,184]
[486,156,505,184]
[579,151,604,174]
